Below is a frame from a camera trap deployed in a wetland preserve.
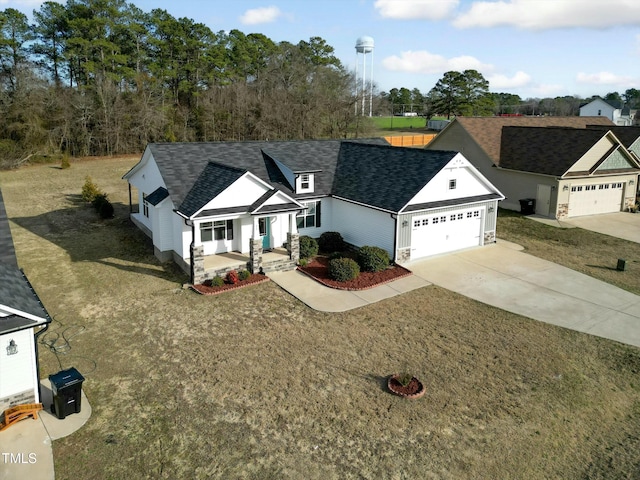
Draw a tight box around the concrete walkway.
[0,382,91,480]
[268,269,431,312]
[271,241,640,348]
[407,241,640,348]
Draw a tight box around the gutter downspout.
[187,219,195,284]
[33,322,50,404]
[391,213,398,263]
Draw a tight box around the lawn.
[2,158,640,479]
[369,116,427,131]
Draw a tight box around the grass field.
[369,116,427,130]
[2,157,640,479]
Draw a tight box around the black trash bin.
[519,198,536,215]
[49,367,84,419]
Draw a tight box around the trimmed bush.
[357,246,390,272]
[60,156,71,169]
[328,257,360,282]
[299,235,319,259]
[227,270,239,284]
[210,276,224,287]
[82,176,102,203]
[318,231,345,253]
[99,200,114,219]
[92,193,108,209]
[328,251,344,261]
[238,270,251,281]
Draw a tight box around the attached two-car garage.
[410,207,484,259]
[567,182,625,217]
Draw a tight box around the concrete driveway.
[407,240,640,348]
[558,212,640,243]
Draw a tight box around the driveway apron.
[407,241,640,348]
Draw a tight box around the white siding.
[127,152,167,231]
[0,329,38,410]
[408,154,493,206]
[331,198,395,256]
[568,136,616,173]
[173,213,191,260]
[580,99,616,120]
[201,175,267,211]
[154,201,174,252]
[296,198,333,238]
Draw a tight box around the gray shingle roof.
[147,139,389,217]
[587,125,640,149]
[333,143,458,212]
[499,126,617,176]
[0,186,52,334]
[145,187,169,206]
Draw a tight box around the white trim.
[331,195,396,214]
[0,304,47,324]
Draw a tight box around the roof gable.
[447,116,614,166]
[178,162,247,217]
[332,143,458,212]
[594,149,638,173]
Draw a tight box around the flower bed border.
[297,261,412,291]
[191,274,269,296]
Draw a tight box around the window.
[414,220,420,227]
[300,174,310,189]
[450,214,456,221]
[422,218,428,226]
[457,213,463,220]
[433,217,439,224]
[297,173,314,193]
[467,212,472,218]
[440,216,446,223]
[296,201,321,229]
[473,211,480,217]
[201,220,233,242]
[142,193,149,217]
[449,179,457,190]
[598,109,602,116]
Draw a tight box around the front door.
[259,217,271,249]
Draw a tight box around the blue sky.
[5,0,640,99]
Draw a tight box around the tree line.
[0,0,363,167]
[381,73,640,119]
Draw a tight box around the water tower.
[355,36,374,117]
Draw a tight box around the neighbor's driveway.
[407,241,640,348]
[560,212,640,243]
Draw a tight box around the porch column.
[191,245,205,284]
[250,216,263,273]
[287,213,299,262]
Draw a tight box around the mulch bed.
[298,256,412,290]
[191,274,269,295]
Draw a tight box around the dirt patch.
[298,256,411,290]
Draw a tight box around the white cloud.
[576,71,635,86]
[487,71,531,89]
[453,0,640,30]
[0,0,50,6]
[239,6,282,25]
[382,50,493,74]
[374,0,459,20]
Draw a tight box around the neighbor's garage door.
[568,182,624,217]
[411,208,483,260]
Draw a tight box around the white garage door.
[411,208,483,259]
[568,182,624,217]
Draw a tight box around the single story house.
[580,97,633,126]
[123,140,504,283]
[426,117,640,219]
[0,188,51,413]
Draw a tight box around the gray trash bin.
[49,367,84,419]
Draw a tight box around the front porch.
[203,248,296,276]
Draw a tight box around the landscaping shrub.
[357,246,390,272]
[328,257,360,282]
[82,176,102,203]
[210,276,224,287]
[318,231,345,253]
[99,200,114,219]
[91,193,108,209]
[328,251,344,260]
[299,235,318,259]
[60,156,71,169]
[238,270,251,281]
[227,270,239,284]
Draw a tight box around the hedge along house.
[427,116,640,218]
[0,188,51,413]
[123,140,504,284]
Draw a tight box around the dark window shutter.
[316,201,321,228]
[227,219,234,240]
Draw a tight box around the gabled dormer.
[295,173,315,194]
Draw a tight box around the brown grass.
[497,208,640,295]
[2,158,640,479]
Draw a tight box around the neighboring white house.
[0,189,51,413]
[123,140,504,283]
[580,97,634,126]
[427,117,640,219]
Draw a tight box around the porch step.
[262,258,297,273]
